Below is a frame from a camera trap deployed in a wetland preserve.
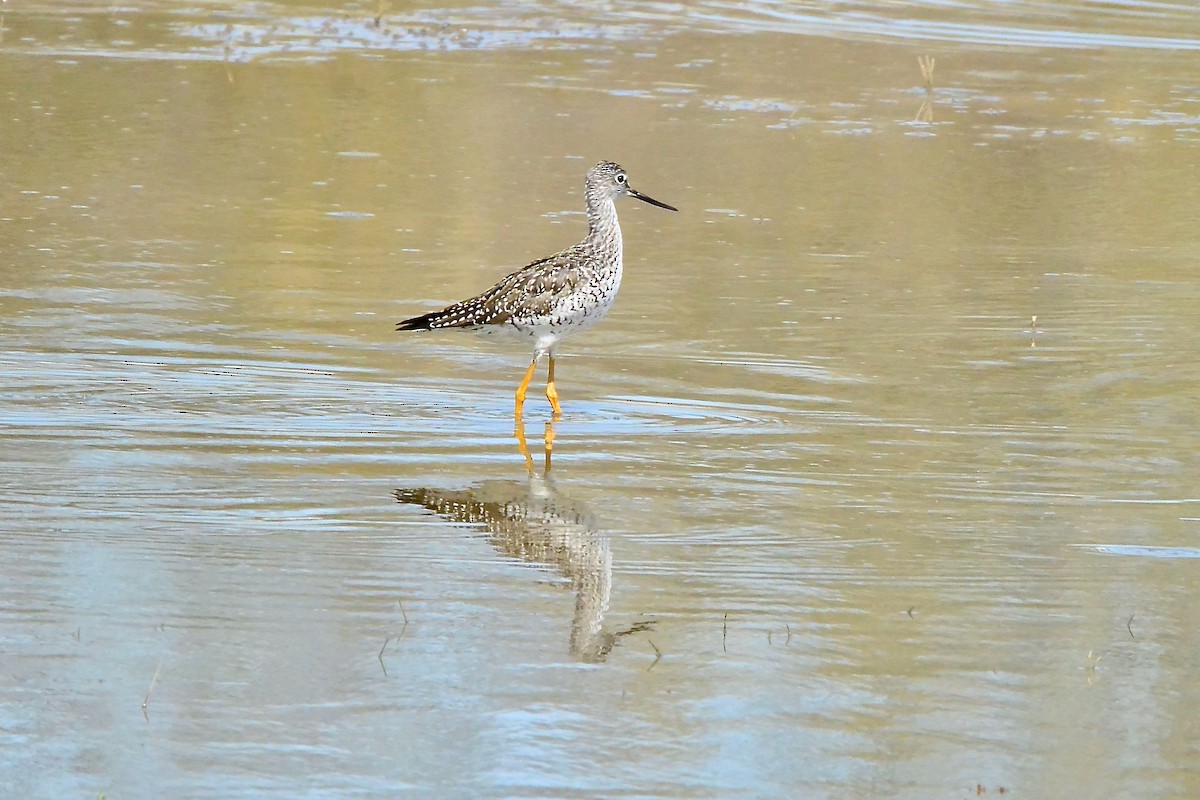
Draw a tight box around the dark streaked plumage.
[396,161,677,417]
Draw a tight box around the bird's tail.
[395,310,442,331]
[396,294,495,331]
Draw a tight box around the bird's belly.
[507,277,621,352]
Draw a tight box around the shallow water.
[3,1,1200,797]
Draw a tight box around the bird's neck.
[585,196,622,256]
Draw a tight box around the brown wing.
[396,245,587,331]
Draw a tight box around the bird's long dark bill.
[630,188,678,212]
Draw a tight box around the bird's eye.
[616,174,627,184]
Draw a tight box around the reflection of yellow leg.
[542,421,554,471]
[514,416,533,471]
[515,357,538,419]
[545,355,562,418]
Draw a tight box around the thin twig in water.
[647,640,662,672]
[378,637,390,676]
[142,660,164,721]
[722,613,728,653]
[918,55,936,89]
[1127,614,1136,639]
[1084,650,1102,685]
[378,604,411,676]
[916,55,936,122]
[785,624,792,646]
[373,0,390,27]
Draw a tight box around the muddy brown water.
[2,1,1199,797]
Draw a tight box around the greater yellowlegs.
[396,161,677,417]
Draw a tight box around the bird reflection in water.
[394,419,650,662]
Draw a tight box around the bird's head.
[586,161,677,211]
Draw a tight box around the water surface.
[2,1,1199,797]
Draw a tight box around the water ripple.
[8,1,1198,62]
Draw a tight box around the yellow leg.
[545,355,563,418]
[515,357,538,419]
